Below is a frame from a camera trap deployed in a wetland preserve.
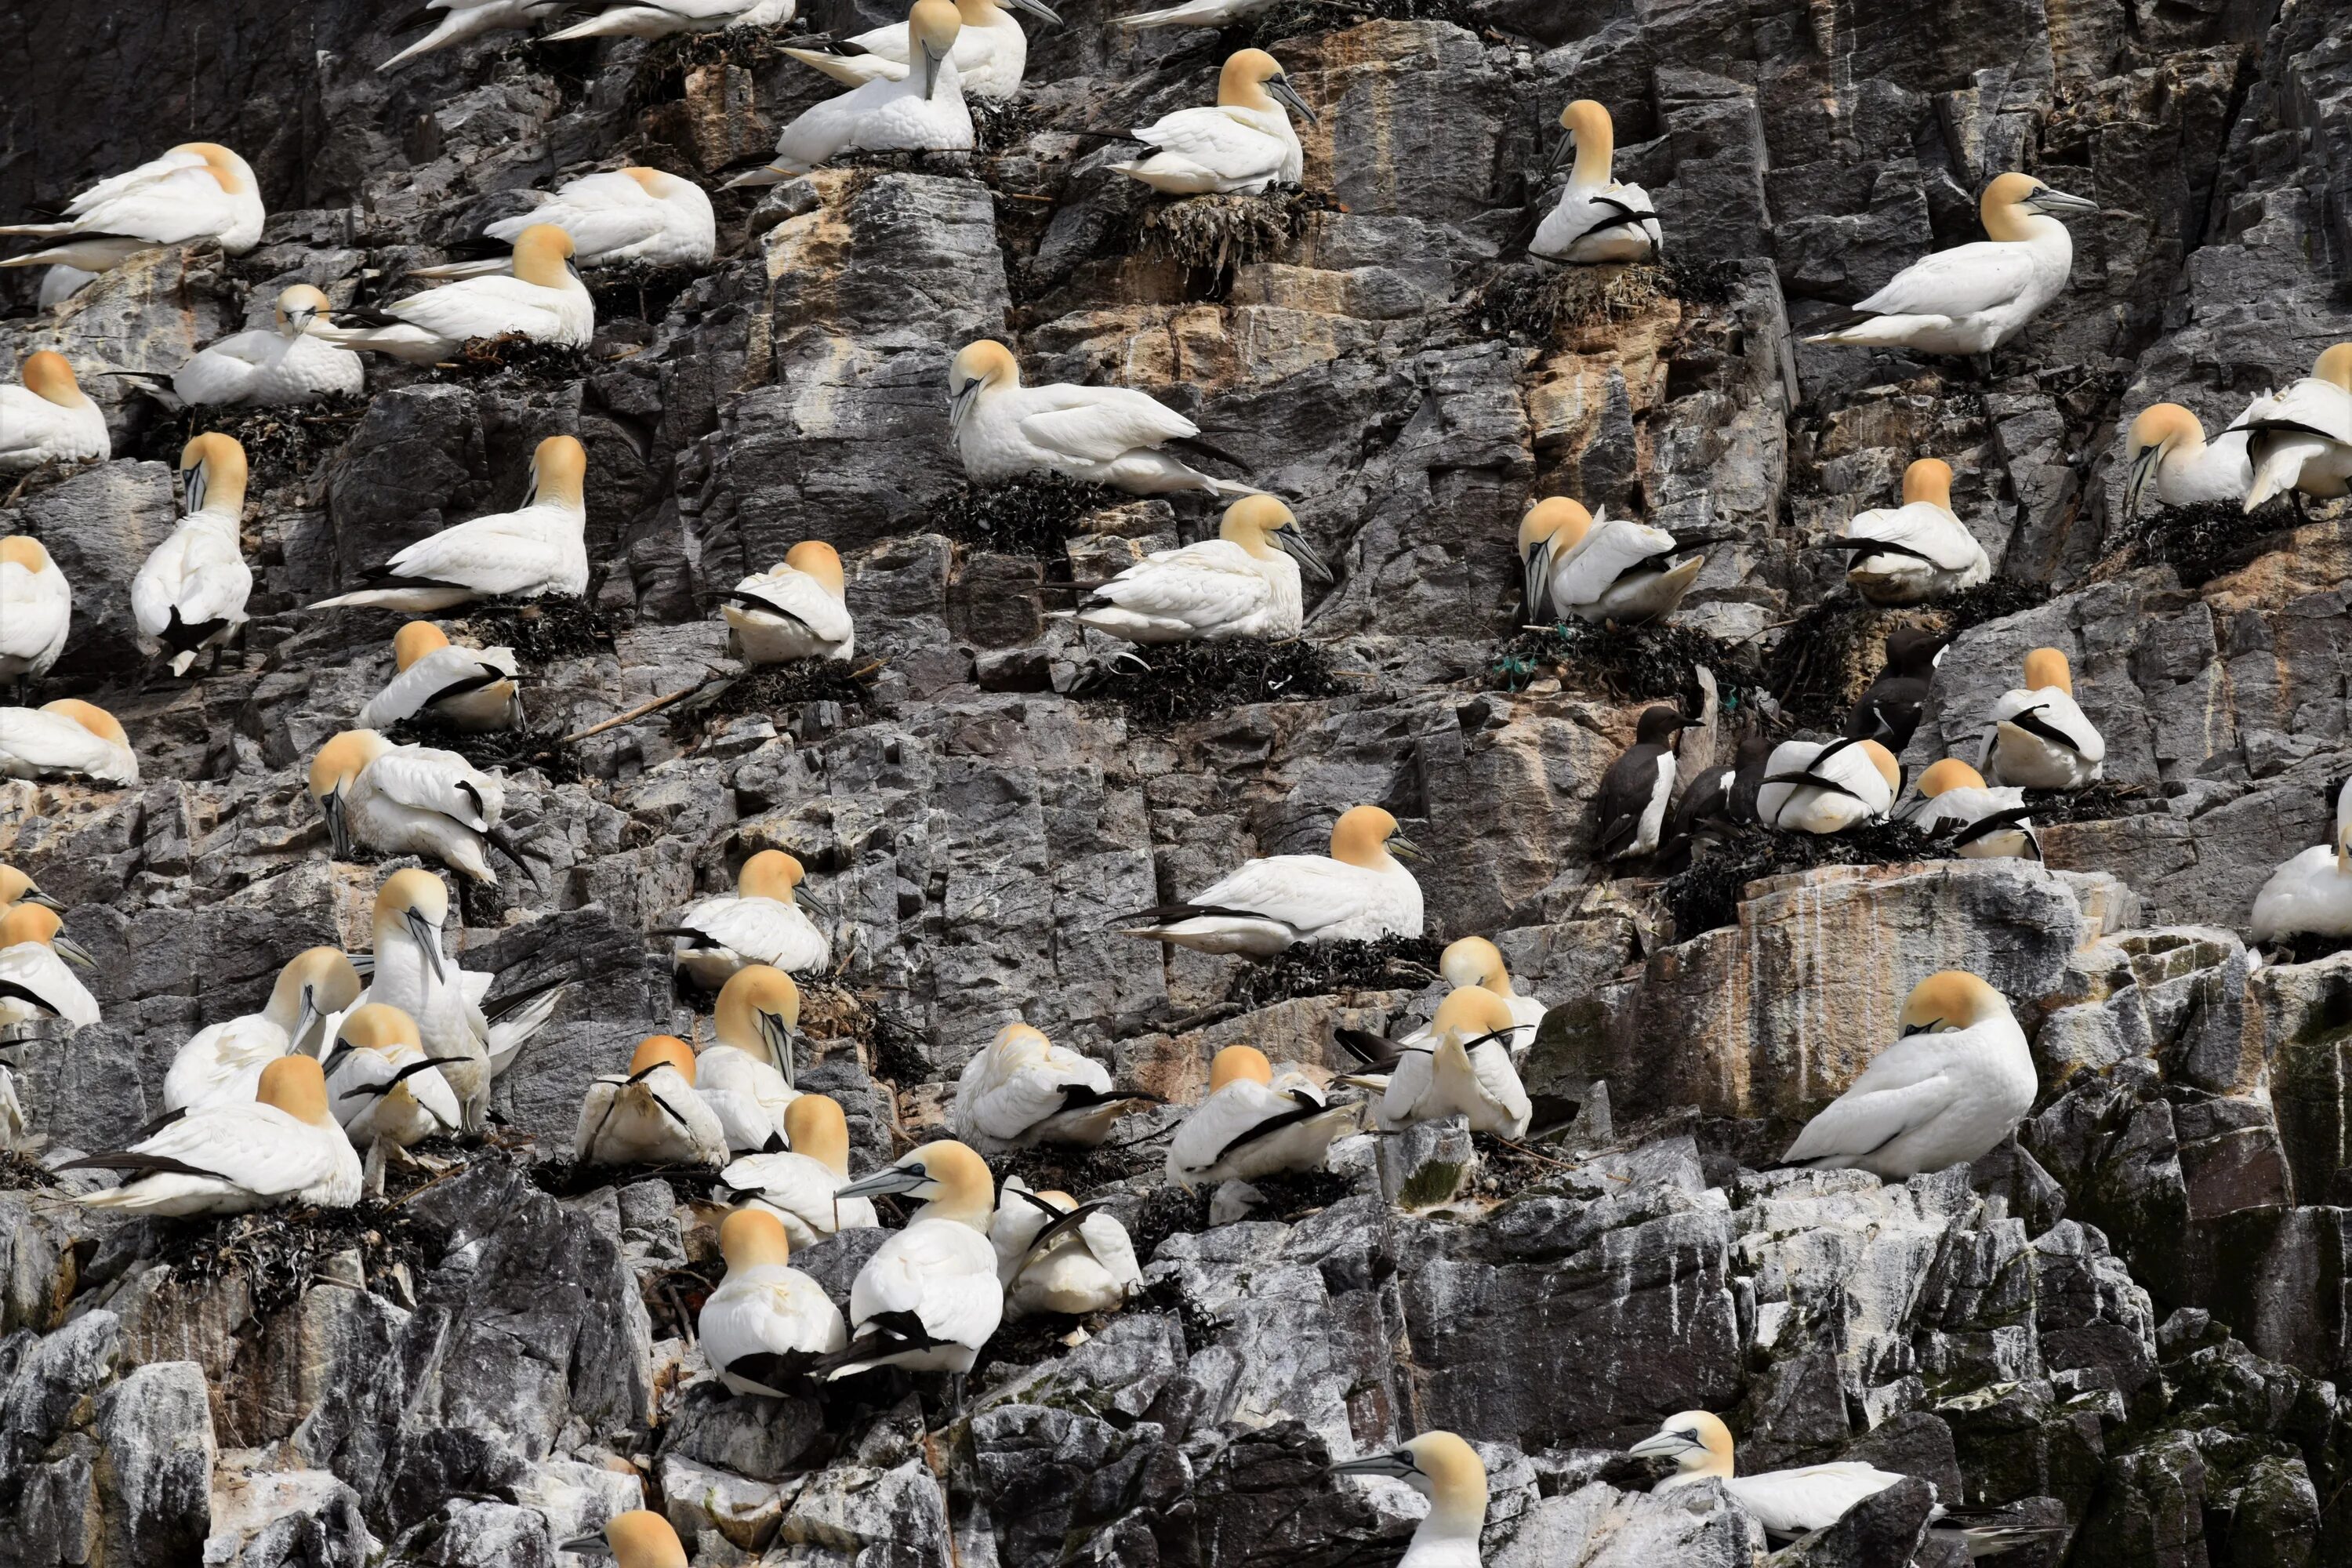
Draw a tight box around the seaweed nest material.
[0,1149,59,1192]
[528,1159,732,1203]
[1134,189,1329,279]
[666,659,878,744]
[1471,260,1671,342]
[135,397,368,487]
[150,1199,444,1320]
[584,261,705,326]
[862,1007,935,1091]
[1077,638,1352,728]
[2103,498,2304,588]
[970,97,1035,157]
[1225,934,1445,1011]
[448,595,617,663]
[1766,579,2051,729]
[1492,619,1762,713]
[1229,0,1475,49]
[640,20,803,78]
[935,474,1116,557]
[2020,781,2159,825]
[431,333,590,383]
[383,713,584,785]
[1662,256,1741,307]
[1664,819,1944,940]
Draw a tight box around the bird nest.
[1223,934,1445,1011]
[141,1199,445,1321]
[1661,256,1741,307]
[935,474,1117,557]
[584,262,705,326]
[1491,619,1763,714]
[2102,498,2304,588]
[447,596,617,664]
[1763,579,2051,729]
[969,98,1036,157]
[1133,189,1330,281]
[527,1159,733,1203]
[1225,0,1476,49]
[429,334,590,383]
[1664,819,1944,941]
[638,20,804,78]
[2269,931,2352,967]
[2020,781,2159,825]
[134,397,368,488]
[856,1005,935,1091]
[383,714,585,785]
[1469,260,1673,343]
[0,1149,59,1192]
[1076,638,1352,728]
[663,659,879,745]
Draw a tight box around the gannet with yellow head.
[1338,985,1530,1138]
[0,698,138,785]
[695,964,806,1153]
[413,167,718,281]
[696,1206,849,1396]
[721,1091,882,1246]
[0,863,65,913]
[946,337,1255,497]
[2249,778,2352,948]
[1073,494,1330,644]
[1165,1044,1359,1189]
[0,902,100,1032]
[64,1054,362,1215]
[324,1002,465,1153]
[308,728,509,884]
[162,946,364,1111]
[2122,401,2253,521]
[1979,647,2103,789]
[1755,736,1902,834]
[2228,343,2352,512]
[312,434,589,612]
[723,541,856,666]
[662,851,832,989]
[0,535,71,691]
[1530,99,1662,263]
[172,285,365,406]
[952,1021,1159,1150]
[0,143,264,270]
[728,0,973,183]
[131,433,253,677]
[0,352,109,471]
[354,621,524,733]
[1828,459,1992,604]
[827,1138,1003,1378]
[1517,497,1703,626]
[1903,758,2038,861]
[311,225,591,364]
[990,1174,1143,1317]
[557,1511,692,1568]
[576,1034,731,1167]
[782,0,1057,100]
[1118,804,1424,956]
[1110,49,1317,195]
[1331,1431,1490,1567]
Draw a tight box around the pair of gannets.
[0,353,109,472]
[1756,736,1900,834]
[824,1138,1003,1379]
[2230,343,2352,513]
[0,143,264,274]
[0,902,100,1033]
[2123,401,2253,521]
[313,226,592,364]
[1903,760,2039,860]
[723,542,855,665]
[661,851,831,986]
[64,1055,362,1215]
[1118,804,1424,956]
[1596,706,1694,861]
[947,339,1253,498]
[580,975,800,1163]
[699,1206,848,1397]
[1531,100,1661,263]
[1330,1432,1488,1568]
[132,434,252,677]
[728,2,974,183]
[313,434,590,612]
[410,169,716,281]
[785,0,1058,102]
[2250,779,2352,946]
[0,699,139,786]
[1111,49,1317,197]
[1071,495,1330,644]
[1165,1044,1358,1188]
[162,947,363,1110]
[1338,986,1532,1139]
[0,537,71,692]
[1517,498,1703,626]
[356,622,525,733]
[1977,647,2103,789]
[952,1022,1159,1150]
[310,730,513,884]
[721,1091,880,1246]
[166,286,365,408]
[323,1004,466,1153]
[1828,459,1991,604]
[993,1174,1142,1318]
[1841,628,1944,752]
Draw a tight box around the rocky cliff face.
[2,0,2350,1562]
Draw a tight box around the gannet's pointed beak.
[1269,76,1319,127]
[794,882,836,917]
[1276,524,1333,583]
[1547,129,1576,175]
[407,907,448,985]
[1007,0,1060,21]
[19,890,65,912]
[322,793,353,860]
[2123,445,2158,524]
[918,39,948,99]
[1330,1448,1417,1479]
[1387,833,1425,863]
[758,1008,797,1085]
[53,934,97,969]
[1625,1430,1692,1461]
[836,1163,928,1200]
[2028,187,2098,217]
[949,375,983,436]
[557,1534,613,1557]
[724,165,793,191]
[294,987,321,1053]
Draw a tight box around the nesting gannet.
[1073,494,1330,644]
[168,285,365,408]
[1112,49,1316,196]
[1165,1044,1356,1188]
[992,1176,1142,1318]
[1330,1432,1488,1568]
[694,966,807,1152]
[1516,499,1703,626]
[661,853,831,988]
[558,1513,691,1568]
[1904,759,2038,861]
[1828,459,1991,605]
[946,339,1252,497]
[0,864,65,913]
[721,543,855,666]
[1840,629,1944,752]
[2250,779,2352,946]
[379,0,566,71]
[0,903,100,1033]
[311,226,591,365]
[132,434,253,677]
[0,699,140,786]
[546,0,795,43]
[826,1139,1003,1380]
[0,537,71,695]
[727,1,973,183]
[1978,647,2103,789]
[0,144,264,271]
[0,352,110,472]
[64,1056,361,1215]
[1116,0,1275,29]
[1782,971,2036,1178]
[409,169,717,280]
[952,1022,1156,1150]
[1803,173,2097,361]
[577,1035,730,1167]
[2230,343,2352,512]
[1120,804,1422,955]
[721,1092,881,1247]
[2123,401,2252,521]
[1755,737,1900,834]
[782,0,1057,101]
[309,730,510,884]
[1339,986,1530,1139]
[699,1207,849,1396]
[355,622,524,733]
[1595,706,1690,861]
[1530,100,1661,263]
[325,1003,464,1152]
[1425,937,1546,1055]
[162,947,363,1111]
[311,434,590,612]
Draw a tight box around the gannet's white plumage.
[355,622,524,733]
[0,903,101,1033]
[946,338,1252,497]
[312,434,590,612]
[0,353,110,472]
[1116,0,1275,28]
[379,0,567,71]
[1633,1412,1900,1537]
[693,966,807,1154]
[1330,1432,1488,1568]
[576,1035,730,1167]
[162,946,363,1111]
[952,1022,1152,1150]
[828,1139,1004,1377]
[172,285,365,407]
[723,542,855,666]
[325,1003,464,1151]
[1904,759,2038,862]
[1120,804,1422,956]
[0,699,139,786]
[698,1207,848,1396]
[1112,49,1316,196]
[2123,401,2252,521]
[1517,498,1703,626]
[1345,986,1530,1139]
[1755,737,1901,834]
[665,851,831,987]
[0,537,71,688]
[358,871,491,1127]
[1074,494,1329,644]
[0,144,264,270]
[132,434,254,677]
[1804,173,2098,357]
[2250,779,2352,945]
[38,267,95,309]
[1832,459,1991,605]
[1979,647,2104,789]
[2230,343,2352,512]
[409,169,717,281]
[1783,971,2038,1178]
[992,1176,1142,1318]
[1417,937,1546,1058]
[728,0,973,181]
[782,0,1056,101]
[721,1092,881,1247]
[311,226,591,365]
[66,1056,361,1216]
[546,0,794,42]
[1531,100,1661,263]
[309,730,509,885]
[1165,1045,1356,1187]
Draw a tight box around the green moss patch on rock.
[1664,819,1945,940]
[1077,637,1351,728]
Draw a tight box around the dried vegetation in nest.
[383,713,585,785]
[935,474,1116,557]
[2103,498,2307,588]
[146,1200,445,1319]
[1224,934,1445,1011]
[1492,619,1762,714]
[665,659,880,745]
[449,595,617,663]
[970,97,1035,156]
[528,1158,733,1203]
[427,333,590,384]
[1765,579,2052,728]
[136,397,368,487]
[639,20,804,78]
[1077,638,1352,728]
[1664,819,1944,940]
[1134,189,1329,280]
[1472,260,1669,341]
[0,1149,60,1192]
[2270,931,2352,967]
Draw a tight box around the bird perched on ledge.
[946,338,1254,497]
[1531,99,1661,263]
[313,435,590,613]
[782,0,1058,102]
[1118,804,1423,956]
[1110,49,1316,198]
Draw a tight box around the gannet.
[951,1021,1156,1150]
[132,434,254,677]
[1904,759,2038,861]
[1530,99,1661,263]
[379,0,566,71]
[38,266,95,309]
[0,864,65,913]
[1119,804,1423,956]
[577,1035,730,1167]
[695,1033,787,1156]
[721,1092,881,1247]
[546,0,795,43]
[695,966,808,1151]
[2230,343,2352,512]
[698,1207,848,1396]
[0,699,139,786]
[1339,986,1530,1138]
[782,0,1057,101]
[1595,706,1690,861]
[355,622,524,733]
[727,1,974,183]
[1803,173,2098,361]
[1116,0,1276,30]
[64,1056,361,1216]
[408,168,717,280]
[311,226,591,365]
[1978,647,2103,789]
[1330,1432,1488,1568]
[1073,494,1330,644]
[557,1512,691,1568]
[1782,971,2037,1178]
[992,1176,1142,1318]
[1417,935,1546,1058]
[0,143,264,271]
[0,537,71,695]
[1111,49,1316,196]
[946,338,1253,497]
[1516,498,1703,626]
[1755,737,1900,834]
[2250,779,2352,946]
[309,730,510,884]
[162,946,363,1111]
[661,853,831,988]
[1840,629,1944,752]
[2123,401,2252,521]
[312,434,590,612]
[721,542,855,666]
[1828,459,1991,604]
[826,1139,1004,1380]
[1165,1044,1356,1188]
[0,352,110,472]
[325,1003,464,1152]
[0,902,100,1033]
[167,285,364,408]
